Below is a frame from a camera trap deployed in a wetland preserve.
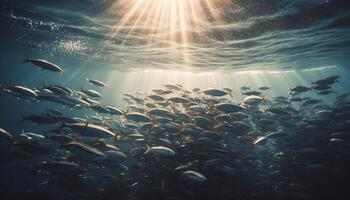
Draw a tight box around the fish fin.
[229,92,233,98]
[251,142,257,149]
[22,57,30,64]
[262,95,267,104]
[85,122,89,127]
[60,69,64,76]
[145,144,150,153]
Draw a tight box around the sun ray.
[101,0,233,70]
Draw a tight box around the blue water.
[1,0,350,70]
[1,1,350,200]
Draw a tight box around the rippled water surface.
[1,0,350,71]
[2,1,350,200]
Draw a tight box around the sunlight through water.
[104,0,232,69]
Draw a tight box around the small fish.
[243,95,265,106]
[86,78,107,87]
[312,85,332,91]
[168,97,191,104]
[242,91,262,96]
[62,141,105,160]
[145,146,176,157]
[148,95,166,101]
[290,86,310,93]
[148,108,172,116]
[23,57,64,75]
[312,75,339,85]
[8,85,38,98]
[61,122,115,138]
[80,89,102,98]
[164,84,182,90]
[181,170,207,183]
[259,86,270,91]
[203,89,231,97]
[241,86,250,91]
[43,86,69,96]
[20,114,58,124]
[0,128,13,154]
[215,103,246,113]
[125,112,152,123]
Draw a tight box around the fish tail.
[22,57,30,64]
[86,78,90,82]
[229,92,233,98]
[251,142,257,149]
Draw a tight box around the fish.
[312,76,339,85]
[23,57,64,75]
[80,89,102,98]
[180,170,207,183]
[317,90,334,96]
[290,86,310,94]
[103,150,128,162]
[125,112,152,123]
[0,128,13,154]
[242,91,262,96]
[86,78,107,87]
[20,114,58,124]
[43,85,71,96]
[241,86,250,91]
[38,161,82,175]
[148,108,172,117]
[8,85,38,98]
[164,84,182,90]
[2,73,350,200]
[62,141,105,160]
[105,105,125,115]
[148,95,166,101]
[312,85,332,91]
[61,122,116,138]
[243,95,265,106]
[266,107,291,116]
[215,103,246,113]
[168,97,191,104]
[203,88,231,97]
[145,146,176,157]
[259,86,270,91]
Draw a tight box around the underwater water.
[1,0,350,200]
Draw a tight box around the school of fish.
[0,58,350,200]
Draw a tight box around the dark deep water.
[1,0,350,200]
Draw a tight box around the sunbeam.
[103,0,232,69]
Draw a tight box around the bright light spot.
[103,0,232,69]
[108,0,230,43]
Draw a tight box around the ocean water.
[0,0,350,200]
